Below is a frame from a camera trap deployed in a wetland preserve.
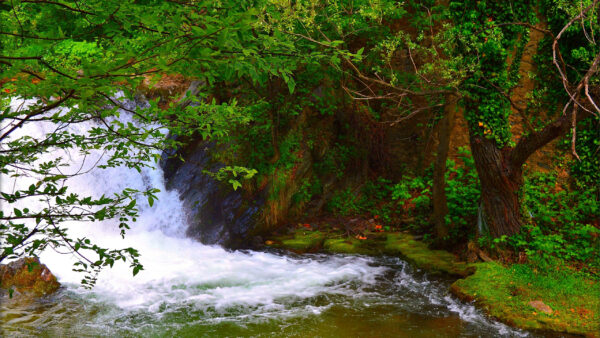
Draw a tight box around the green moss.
[323,237,381,255]
[384,233,473,277]
[269,231,473,276]
[278,231,325,253]
[323,238,359,253]
[451,262,600,336]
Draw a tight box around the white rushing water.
[1,96,384,315]
[1,96,527,337]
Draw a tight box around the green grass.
[451,262,600,335]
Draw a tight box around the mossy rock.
[269,231,326,253]
[323,238,380,255]
[450,262,600,336]
[384,233,473,277]
[0,257,60,296]
[270,231,472,276]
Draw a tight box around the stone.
[528,300,553,315]
[0,257,60,296]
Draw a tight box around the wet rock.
[529,300,553,314]
[0,257,60,296]
[161,140,264,248]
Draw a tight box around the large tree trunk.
[470,136,523,237]
[432,95,458,240]
[467,103,576,238]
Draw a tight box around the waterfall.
[0,94,384,315]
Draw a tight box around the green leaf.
[229,179,242,191]
[133,265,143,276]
[287,78,296,94]
[147,195,154,207]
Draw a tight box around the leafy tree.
[0,0,300,285]
[271,0,599,238]
[448,0,599,237]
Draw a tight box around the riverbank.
[265,225,600,337]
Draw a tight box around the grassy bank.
[451,262,599,336]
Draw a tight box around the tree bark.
[432,95,458,240]
[470,135,523,237]
[469,110,574,238]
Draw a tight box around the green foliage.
[0,0,304,286]
[2,0,596,292]
[314,142,354,179]
[443,148,481,241]
[560,119,600,189]
[203,166,258,191]
[326,178,401,220]
[449,0,535,147]
[481,172,600,275]
[521,173,599,273]
[324,148,480,241]
[326,187,363,216]
[292,178,322,204]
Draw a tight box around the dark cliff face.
[161,139,264,248]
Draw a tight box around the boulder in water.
[0,257,60,296]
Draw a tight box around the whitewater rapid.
[1,95,385,313]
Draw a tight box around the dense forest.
[1,0,599,336]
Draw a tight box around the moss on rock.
[323,238,362,253]
[273,231,325,253]
[0,257,60,296]
[384,233,474,277]
[270,231,472,276]
[323,237,382,255]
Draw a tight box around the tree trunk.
[432,95,458,240]
[467,108,581,238]
[470,135,523,237]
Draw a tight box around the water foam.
[1,96,385,316]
